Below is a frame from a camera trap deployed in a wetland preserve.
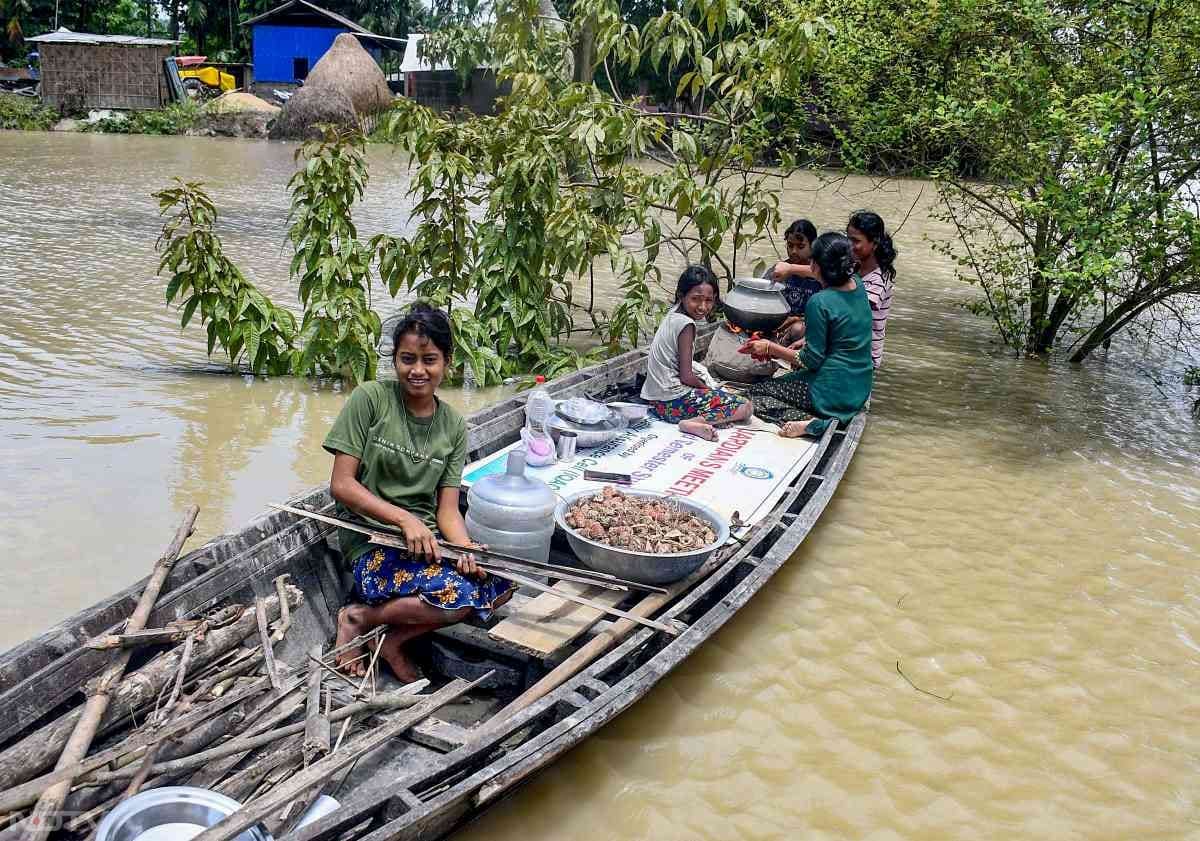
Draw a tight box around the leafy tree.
[156,129,381,383]
[793,0,1200,361]
[370,0,823,384]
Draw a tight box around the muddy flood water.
[3,131,1200,839]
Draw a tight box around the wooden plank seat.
[485,581,628,661]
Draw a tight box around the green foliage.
[155,181,298,375]
[374,0,822,384]
[154,130,381,384]
[799,0,1200,361]
[1185,367,1200,388]
[286,129,381,384]
[0,91,54,130]
[81,101,202,135]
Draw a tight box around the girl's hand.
[397,512,439,559]
[770,261,796,280]
[456,542,487,579]
[739,339,773,361]
[788,338,807,351]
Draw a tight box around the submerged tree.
[791,0,1200,361]
[370,0,825,384]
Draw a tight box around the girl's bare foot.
[679,418,717,441]
[779,419,813,438]
[373,634,423,683]
[335,606,369,677]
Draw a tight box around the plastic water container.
[465,449,556,565]
[521,387,556,466]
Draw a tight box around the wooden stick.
[0,588,302,813]
[21,505,199,841]
[123,632,198,798]
[188,676,487,841]
[83,686,429,787]
[303,645,330,761]
[484,551,727,727]
[333,632,387,753]
[499,570,680,635]
[84,621,204,651]
[0,677,268,815]
[274,574,293,635]
[187,685,307,790]
[255,598,281,691]
[270,504,661,592]
[306,655,365,697]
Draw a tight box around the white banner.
[463,419,817,529]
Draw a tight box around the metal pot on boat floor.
[96,787,338,841]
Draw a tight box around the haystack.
[267,85,357,140]
[304,32,392,116]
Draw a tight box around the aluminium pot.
[722,276,791,333]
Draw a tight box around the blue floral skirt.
[353,547,515,622]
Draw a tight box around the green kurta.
[791,279,874,436]
[322,381,468,566]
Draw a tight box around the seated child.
[642,266,753,440]
[765,219,822,346]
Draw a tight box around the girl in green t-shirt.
[323,303,514,682]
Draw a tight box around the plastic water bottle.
[522,386,556,466]
[466,450,557,564]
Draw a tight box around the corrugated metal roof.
[400,35,451,73]
[26,27,177,46]
[241,0,369,33]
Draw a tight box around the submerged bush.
[83,101,202,136]
[0,93,56,131]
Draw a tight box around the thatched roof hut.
[267,84,356,139]
[304,32,392,115]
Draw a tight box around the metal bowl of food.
[554,489,729,584]
[96,787,270,841]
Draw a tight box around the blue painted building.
[243,0,389,85]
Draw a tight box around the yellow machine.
[176,61,236,98]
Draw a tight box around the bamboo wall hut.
[26,29,177,111]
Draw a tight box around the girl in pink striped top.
[847,210,898,369]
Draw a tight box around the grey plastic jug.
[465,449,557,565]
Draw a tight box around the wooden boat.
[0,340,864,841]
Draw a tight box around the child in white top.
[641,266,753,440]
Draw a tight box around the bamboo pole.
[20,505,199,841]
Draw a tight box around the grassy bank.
[0,95,204,135]
[0,93,56,131]
[80,101,203,135]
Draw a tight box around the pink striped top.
[860,267,893,369]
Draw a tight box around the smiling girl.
[641,265,752,440]
[323,302,513,682]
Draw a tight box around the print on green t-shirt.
[322,381,468,566]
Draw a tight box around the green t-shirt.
[322,380,468,565]
[794,279,874,437]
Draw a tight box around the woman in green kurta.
[323,303,513,682]
[741,232,874,438]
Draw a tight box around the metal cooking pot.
[722,276,791,333]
